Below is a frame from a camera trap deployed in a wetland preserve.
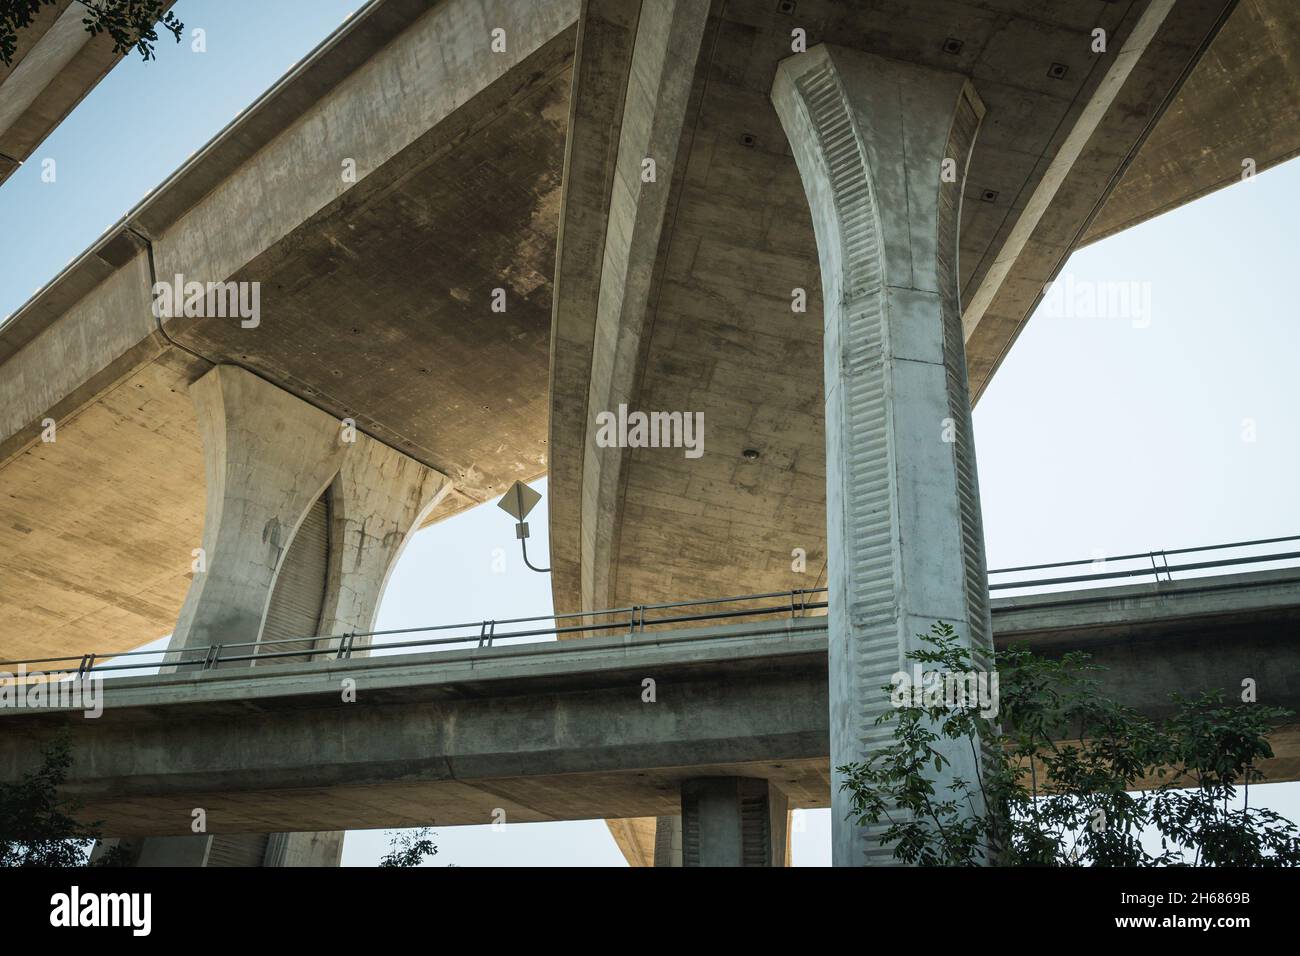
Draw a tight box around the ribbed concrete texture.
[680,778,789,867]
[773,46,993,866]
[114,365,449,866]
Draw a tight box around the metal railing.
[987,534,1300,592]
[5,534,1297,687]
[0,588,829,683]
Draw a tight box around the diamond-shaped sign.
[497,480,541,521]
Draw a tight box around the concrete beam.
[4,572,1300,837]
[0,0,577,664]
[1085,0,1300,244]
[549,0,712,617]
[0,622,830,836]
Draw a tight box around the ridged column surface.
[773,46,992,866]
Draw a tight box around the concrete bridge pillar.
[772,47,994,865]
[677,778,788,867]
[109,365,450,866]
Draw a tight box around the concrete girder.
[547,0,713,866]
[547,0,1244,865]
[6,570,1300,838]
[1085,0,1300,245]
[0,0,578,664]
[0,1,180,186]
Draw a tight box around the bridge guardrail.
[0,587,830,684]
[987,534,1300,593]
[6,534,1298,687]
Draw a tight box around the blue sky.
[5,0,1297,866]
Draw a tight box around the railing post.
[76,653,95,678]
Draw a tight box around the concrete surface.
[773,44,993,866]
[0,0,578,663]
[2,0,1298,867]
[4,570,1299,842]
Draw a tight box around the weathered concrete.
[0,621,831,836]
[1085,0,1300,245]
[0,0,1283,671]
[120,364,448,866]
[772,45,993,867]
[0,0,578,664]
[575,0,711,616]
[680,777,788,867]
[992,567,1300,723]
[544,0,1248,865]
[5,570,1300,838]
[2,0,1296,868]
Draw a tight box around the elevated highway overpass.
[2,0,1299,864]
[1,0,1297,666]
[2,566,1298,864]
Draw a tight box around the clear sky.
[5,0,1297,867]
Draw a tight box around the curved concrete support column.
[317,434,452,651]
[772,46,993,866]
[173,364,346,654]
[124,366,448,867]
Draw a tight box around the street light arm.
[520,535,550,574]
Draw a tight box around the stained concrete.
[0,0,1297,865]
[772,44,994,866]
[0,0,1290,667]
[4,571,1300,837]
[0,0,578,663]
[0,621,831,836]
[543,0,1253,865]
[1085,0,1300,244]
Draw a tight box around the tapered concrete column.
[680,778,788,867]
[772,47,994,866]
[173,364,347,654]
[119,366,449,867]
[316,437,449,653]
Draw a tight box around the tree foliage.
[1,0,183,68]
[0,734,126,867]
[839,623,1300,866]
[378,827,439,867]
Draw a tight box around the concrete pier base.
[679,778,788,867]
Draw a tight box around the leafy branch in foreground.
[0,734,127,867]
[379,827,439,867]
[839,623,1300,866]
[2,1,183,68]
